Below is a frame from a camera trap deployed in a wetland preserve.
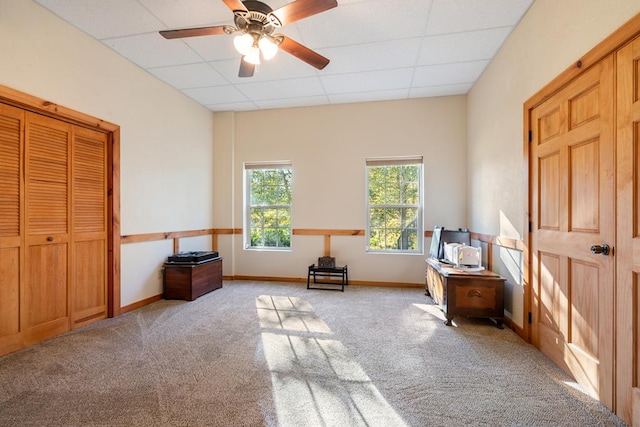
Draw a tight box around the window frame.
[243,161,293,251]
[365,156,424,254]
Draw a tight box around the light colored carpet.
[0,281,627,426]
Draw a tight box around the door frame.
[0,84,122,318]
[523,13,640,423]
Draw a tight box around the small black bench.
[307,264,348,292]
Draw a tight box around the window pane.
[251,228,263,247]
[368,181,385,205]
[369,208,385,227]
[386,181,401,204]
[366,162,422,253]
[369,228,384,250]
[250,208,263,228]
[278,208,291,227]
[402,182,419,204]
[246,167,292,249]
[401,207,418,224]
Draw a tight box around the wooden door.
[24,112,71,345]
[530,54,615,409]
[71,126,108,328]
[616,35,640,424]
[0,104,24,355]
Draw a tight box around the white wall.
[0,1,216,307]
[467,0,640,326]
[214,97,468,284]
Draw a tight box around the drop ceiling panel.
[412,60,489,87]
[103,34,204,68]
[426,0,533,35]
[418,27,514,66]
[33,0,535,112]
[138,0,229,29]
[321,68,414,94]
[409,83,472,98]
[236,77,325,100]
[328,89,411,105]
[35,0,165,39]
[148,63,228,89]
[183,35,241,61]
[298,0,434,47]
[183,85,248,104]
[321,39,422,74]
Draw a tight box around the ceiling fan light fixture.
[233,33,254,55]
[258,36,278,60]
[160,0,338,77]
[244,46,261,65]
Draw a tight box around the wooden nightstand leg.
[445,315,453,326]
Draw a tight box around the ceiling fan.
[159,0,338,78]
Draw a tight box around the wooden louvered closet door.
[71,126,108,329]
[0,104,24,355]
[0,108,109,352]
[24,112,72,345]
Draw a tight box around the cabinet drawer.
[453,284,497,310]
[447,279,504,318]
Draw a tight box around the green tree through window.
[245,165,292,249]
[366,158,423,252]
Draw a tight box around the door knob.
[590,244,610,256]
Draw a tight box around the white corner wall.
[1,0,216,307]
[214,97,468,284]
[467,0,640,327]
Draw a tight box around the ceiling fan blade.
[279,36,330,70]
[271,0,337,25]
[160,26,227,39]
[239,58,255,78]
[222,0,248,12]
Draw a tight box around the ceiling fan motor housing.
[234,0,282,36]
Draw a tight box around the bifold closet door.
[24,112,72,345]
[0,104,24,355]
[0,103,109,356]
[71,126,108,329]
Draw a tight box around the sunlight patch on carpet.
[412,302,454,325]
[256,295,331,333]
[257,296,408,427]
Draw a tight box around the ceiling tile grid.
[34,0,535,112]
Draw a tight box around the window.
[366,157,423,253]
[244,162,292,250]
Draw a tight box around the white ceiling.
[34,0,535,112]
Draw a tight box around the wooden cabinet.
[164,258,223,301]
[425,258,505,328]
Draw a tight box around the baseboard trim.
[229,275,422,288]
[233,275,302,283]
[503,316,526,340]
[121,294,163,314]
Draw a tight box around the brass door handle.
[590,244,610,256]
